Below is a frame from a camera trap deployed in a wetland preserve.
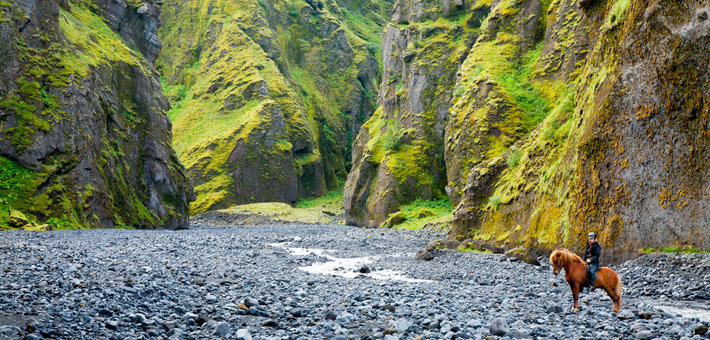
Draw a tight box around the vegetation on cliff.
[451,0,710,254]
[0,0,192,230]
[158,0,389,214]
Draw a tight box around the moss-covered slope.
[344,0,490,227]
[0,0,193,229]
[451,0,710,254]
[158,0,389,214]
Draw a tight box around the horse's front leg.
[569,281,580,312]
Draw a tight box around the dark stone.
[382,305,396,313]
[546,305,563,313]
[638,312,652,320]
[696,324,708,335]
[359,266,371,273]
[262,320,279,327]
[98,309,113,317]
[325,311,339,320]
[105,320,119,330]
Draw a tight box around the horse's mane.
[550,248,582,263]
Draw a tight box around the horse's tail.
[615,271,622,308]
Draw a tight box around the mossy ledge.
[0,0,193,230]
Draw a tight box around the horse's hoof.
[573,308,579,312]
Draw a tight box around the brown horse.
[550,249,622,313]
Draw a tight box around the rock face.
[344,0,490,227]
[0,0,193,229]
[346,0,710,253]
[450,0,710,253]
[157,0,388,213]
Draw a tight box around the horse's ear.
[555,253,560,258]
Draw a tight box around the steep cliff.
[158,0,389,214]
[346,0,710,253]
[0,0,193,229]
[344,0,490,227]
[451,0,710,254]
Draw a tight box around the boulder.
[504,246,541,266]
[384,212,407,228]
[7,209,30,228]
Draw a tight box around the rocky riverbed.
[1,224,709,340]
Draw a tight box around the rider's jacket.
[583,242,601,265]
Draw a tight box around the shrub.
[506,148,523,169]
[366,42,379,55]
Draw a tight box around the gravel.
[0,223,708,340]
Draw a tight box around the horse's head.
[550,250,564,276]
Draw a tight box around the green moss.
[58,6,148,77]
[602,0,630,31]
[0,155,87,229]
[386,198,453,230]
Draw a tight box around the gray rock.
[467,319,482,328]
[635,330,652,339]
[236,328,252,340]
[630,323,648,333]
[395,319,412,333]
[244,297,259,307]
[205,294,218,304]
[617,310,634,320]
[214,322,231,336]
[489,317,510,336]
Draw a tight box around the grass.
[385,198,453,230]
[457,245,492,253]
[217,190,344,224]
[640,246,707,254]
[506,148,523,169]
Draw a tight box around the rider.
[582,232,601,292]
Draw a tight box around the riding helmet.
[588,232,596,239]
